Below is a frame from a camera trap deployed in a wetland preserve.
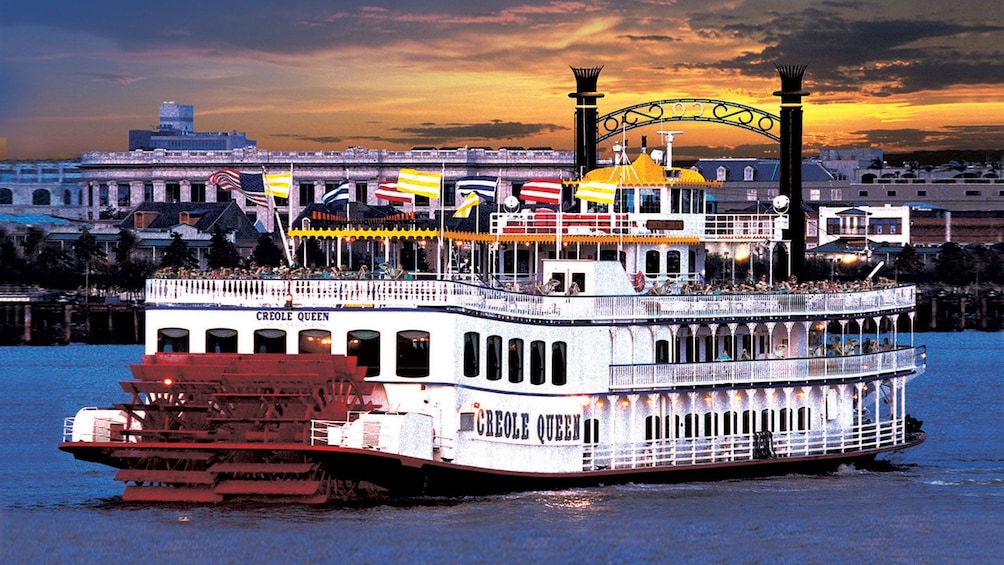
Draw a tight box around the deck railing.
[582,419,908,472]
[146,278,916,323]
[609,346,925,390]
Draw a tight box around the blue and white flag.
[456,176,497,202]
[322,182,351,206]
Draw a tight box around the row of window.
[463,332,568,386]
[157,327,431,378]
[581,408,812,444]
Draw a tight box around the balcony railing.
[147,278,917,323]
[609,346,925,390]
[582,419,908,472]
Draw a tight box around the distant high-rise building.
[128,102,255,151]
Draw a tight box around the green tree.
[251,234,284,268]
[894,244,925,282]
[294,237,325,268]
[207,225,241,269]
[32,246,75,289]
[933,242,972,285]
[160,232,198,270]
[113,228,138,264]
[0,229,24,283]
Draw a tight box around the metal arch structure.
[596,98,780,144]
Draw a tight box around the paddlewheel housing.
[61,353,388,502]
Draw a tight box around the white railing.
[62,417,75,442]
[146,277,917,323]
[582,420,907,471]
[702,213,777,241]
[610,346,925,390]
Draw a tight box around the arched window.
[487,335,502,381]
[157,328,189,352]
[529,340,545,385]
[583,418,599,444]
[779,408,792,432]
[645,415,662,440]
[205,328,237,353]
[347,330,380,376]
[716,166,728,181]
[723,411,738,435]
[742,409,755,434]
[32,189,51,206]
[666,251,681,274]
[743,165,756,181]
[551,341,567,385]
[298,329,331,354]
[396,330,429,377]
[254,329,286,353]
[463,332,480,377]
[760,409,775,432]
[645,250,660,277]
[63,189,72,205]
[797,407,812,431]
[0,188,12,205]
[655,339,670,364]
[684,414,698,438]
[704,412,718,437]
[508,338,523,383]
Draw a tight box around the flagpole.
[437,164,445,279]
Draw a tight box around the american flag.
[519,178,563,206]
[208,169,270,206]
[375,181,414,204]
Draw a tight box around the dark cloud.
[686,9,1004,95]
[852,125,1004,150]
[391,120,567,144]
[79,72,144,85]
[619,34,681,43]
[272,133,345,145]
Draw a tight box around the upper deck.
[146,277,917,324]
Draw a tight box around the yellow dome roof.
[580,152,710,185]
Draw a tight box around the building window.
[716,166,728,181]
[508,338,524,383]
[298,329,332,354]
[743,166,755,181]
[551,341,567,385]
[529,340,546,385]
[917,190,927,197]
[347,330,380,376]
[463,331,480,377]
[886,190,897,197]
[808,189,820,201]
[216,186,232,202]
[857,190,869,197]
[157,328,189,352]
[166,182,181,203]
[830,189,842,200]
[144,183,154,202]
[98,184,109,206]
[299,183,314,205]
[965,190,981,196]
[32,189,51,206]
[487,335,502,381]
[396,330,430,378]
[0,188,13,205]
[355,183,366,202]
[190,183,206,203]
[460,412,475,431]
[63,189,72,206]
[254,329,287,353]
[206,328,238,353]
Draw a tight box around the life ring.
[633,272,646,292]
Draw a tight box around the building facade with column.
[77,145,576,231]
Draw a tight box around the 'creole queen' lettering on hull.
[475,408,581,445]
[255,311,330,322]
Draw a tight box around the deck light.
[284,292,294,309]
[162,377,174,386]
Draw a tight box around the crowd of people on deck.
[153,262,408,281]
[648,274,897,296]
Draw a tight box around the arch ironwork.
[597,98,780,144]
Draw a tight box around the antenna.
[656,129,684,170]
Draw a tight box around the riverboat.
[60,150,926,503]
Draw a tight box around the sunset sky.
[2,0,1002,161]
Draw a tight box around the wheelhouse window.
[298,329,332,354]
[205,328,237,353]
[529,340,545,385]
[551,341,567,385]
[157,328,189,352]
[397,330,430,378]
[645,415,662,440]
[347,330,380,377]
[666,251,681,274]
[254,329,287,353]
[463,332,480,377]
[487,335,502,381]
[508,338,524,383]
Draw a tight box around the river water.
[1,332,1001,564]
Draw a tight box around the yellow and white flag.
[453,192,481,218]
[264,172,292,198]
[397,168,441,199]
[575,179,617,204]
